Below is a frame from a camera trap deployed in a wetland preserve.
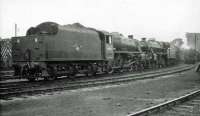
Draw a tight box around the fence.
[0,39,12,69]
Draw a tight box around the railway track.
[0,70,14,80]
[0,65,193,99]
[127,89,200,116]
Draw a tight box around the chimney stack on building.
[128,35,133,39]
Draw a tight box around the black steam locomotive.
[12,22,171,81]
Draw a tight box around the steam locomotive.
[12,22,171,81]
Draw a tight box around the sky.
[0,0,200,42]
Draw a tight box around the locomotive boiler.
[111,32,142,71]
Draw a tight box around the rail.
[127,90,200,116]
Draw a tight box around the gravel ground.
[0,69,200,116]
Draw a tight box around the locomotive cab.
[99,31,114,60]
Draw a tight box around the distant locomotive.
[167,39,184,65]
[12,22,170,81]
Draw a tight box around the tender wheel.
[106,66,113,74]
[45,76,57,81]
[28,78,36,82]
[85,65,94,77]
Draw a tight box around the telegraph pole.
[194,33,197,63]
[15,23,17,37]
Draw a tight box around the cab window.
[106,35,112,44]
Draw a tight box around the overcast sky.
[0,0,199,42]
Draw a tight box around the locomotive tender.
[12,22,170,81]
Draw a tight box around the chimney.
[149,38,156,41]
[128,35,133,39]
[141,37,146,41]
